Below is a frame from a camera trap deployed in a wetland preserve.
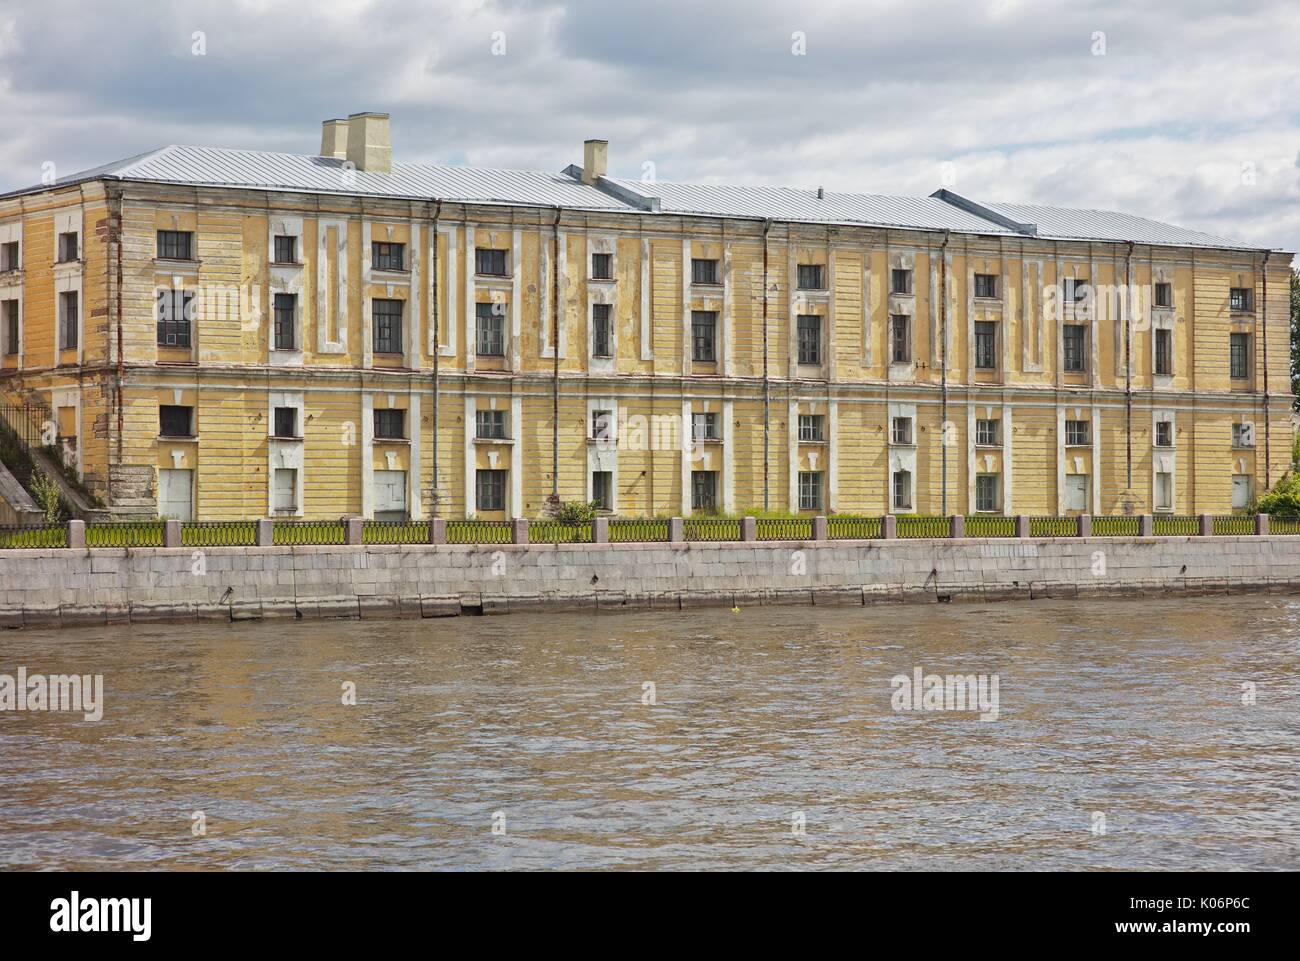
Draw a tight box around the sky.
[1,0,1297,263]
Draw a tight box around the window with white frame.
[1155,420,1173,448]
[476,409,507,440]
[592,303,612,358]
[891,416,913,446]
[975,473,1000,512]
[691,470,718,511]
[975,418,999,447]
[475,301,505,356]
[2,299,17,356]
[692,411,719,442]
[58,291,78,350]
[591,409,614,441]
[592,470,613,510]
[591,252,612,281]
[798,414,824,442]
[973,273,997,299]
[796,314,821,365]
[892,470,912,510]
[1065,419,1090,447]
[691,258,720,285]
[57,231,79,264]
[891,268,913,295]
[1231,423,1255,448]
[890,314,910,363]
[798,471,823,511]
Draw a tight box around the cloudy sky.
[1,0,1297,262]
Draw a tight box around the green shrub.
[549,500,600,524]
[1252,471,1300,518]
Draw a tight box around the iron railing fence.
[0,523,68,548]
[965,515,1017,537]
[531,520,594,544]
[1268,517,1300,534]
[362,520,429,545]
[756,517,813,540]
[897,515,949,539]
[684,518,742,542]
[609,518,670,543]
[828,515,883,539]
[1153,515,1199,537]
[272,520,346,546]
[1030,516,1076,537]
[85,521,164,548]
[1211,515,1254,536]
[1093,516,1140,537]
[181,521,258,547]
[445,519,512,545]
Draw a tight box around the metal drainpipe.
[551,207,562,503]
[1261,249,1272,488]
[940,231,950,515]
[1124,241,1133,493]
[430,200,442,516]
[762,218,772,511]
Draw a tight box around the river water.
[1,596,1297,871]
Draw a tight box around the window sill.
[798,438,827,445]
[373,436,409,444]
[1064,444,1091,450]
[0,268,23,278]
[474,272,510,280]
[589,276,616,284]
[372,267,410,277]
[974,443,1002,450]
[1231,445,1256,451]
[158,435,198,442]
[889,441,916,449]
[270,261,304,268]
[474,436,514,445]
[154,258,199,269]
[475,353,507,360]
[591,354,614,361]
[270,435,303,442]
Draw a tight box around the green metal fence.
[965,515,1017,537]
[684,517,742,542]
[755,516,813,540]
[272,520,346,546]
[0,523,69,548]
[828,515,883,539]
[85,521,164,548]
[1153,514,1199,537]
[362,520,429,545]
[530,520,594,544]
[445,519,512,545]
[1030,516,1076,537]
[181,521,258,547]
[609,518,670,542]
[897,515,949,538]
[1211,515,1254,536]
[1093,516,1140,536]
[1268,516,1300,534]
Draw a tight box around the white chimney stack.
[320,119,349,160]
[345,112,391,173]
[582,139,608,185]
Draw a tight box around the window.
[591,409,613,441]
[1232,423,1255,448]
[592,303,612,358]
[1064,474,1088,512]
[59,291,78,350]
[798,414,825,442]
[975,419,1000,447]
[155,289,193,348]
[273,293,296,351]
[691,310,717,362]
[1155,472,1173,511]
[891,416,913,446]
[1063,278,1090,303]
[1229,332,1250,379]
[57,232,78,263]
[1155,420,1173,448]
[1063,324,1086,372]
[1154,328,1172,376]
[475,247,507,277]
[372,242,405,271]
[273,235,297,264]
[1231,474,1253,510]
[891,268,913,295]
[592,471,613,511]
[0,241,18,271]
[273,468,298,512]
[691,470,718,511]
[892,470,911,510]
[797,314,821,365]
[373,298,403,354]
[156,230,193,261]
[1229,287,1253,312]
[591,252,612,280]
[974,321,997,370]
[691,258,720,285]
[1154,282,1172,309]
[692,411,719,442]
[797,264,825,290]
[890,314,911,363]
[798,471,823,511]
[373,408,406,440]
[2,300,17,356]
[273,406,297,439]
[974,273,997,299]
[475,301,505,356]
[1065,419,1090,447]
[476,469,507,512]
[975,474,1000,512]
[159,405,193,438]
[476,409,507,440]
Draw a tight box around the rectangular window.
[797,314,821,365]
[891,416,913,446]
[798,471,823,511]
[476,409,507,440]
[1229,332,1250,379]
[156,230,193,261]
[273,235,297,264]
[1229,287,1253,312]
[592,303,612,358]
[1154,328,1172,376]
[975,474,1000,512]
[373,408,406,440]
[592,470,613,511]
[691,258,720,285]
[975,419,999,446]
[475,247,507,277]
[892,470,911,510]
[273,468,298,512]
[273,293,296,350]
[0,241,18,271]
[1063,324,1086,372]
[797,264,825,290]
[475,301,505,356]
[1063,278,1090,303]
[57,232,78,263]
[1154,282,1173,308]
[590,410,614,442]
[1065,419,1090,447]
[798,414,825,442]
[891,268,913,295]
[155,289,193,348]
[373,298,403,354]
[1155,420,1173,448]
[1155,471,1173,511]
[476,469,507,512]
[2,300,17,356]
[1232,423,1255,448]
[1231,474,1252,510]
[692,411,719,442]
[691,470,718,511]
[59,291,78,350]
[691,310,717,362]
[890,314,911,363]
[159,405,193,438]
[591,252,612,280]
[974,321,997,370]
[973,273,997,299]
[372,242,405,271]
[273,406,297,439]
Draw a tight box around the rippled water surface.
[1,596,1298,870]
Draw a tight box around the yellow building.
[0,113,1292,521]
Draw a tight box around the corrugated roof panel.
[975,200,1256,250]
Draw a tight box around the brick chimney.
[320,119,349,160]
[582,139,608,185]
[345,112,391,173]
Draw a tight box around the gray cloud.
[0,0,1296,263]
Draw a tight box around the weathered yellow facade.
[0,126,1292,521]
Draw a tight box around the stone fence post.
[1077,514,1092,537]
[1198,514,1213,537]
[1139,514,1153,537]
[511,518,529,545]
[881,515,896,540]
[812,515,828,541]
[345,517,363,545]
[1015,515,1030,539]
[592,517,609,544]
[949,514,965,538]
[163,518,181,548]
[740,516,757,542]
[429,517,446,544]
[66,519,85,549]
[669,517,685,542]
[256,518,273,547]
[1255,513,1269,536]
